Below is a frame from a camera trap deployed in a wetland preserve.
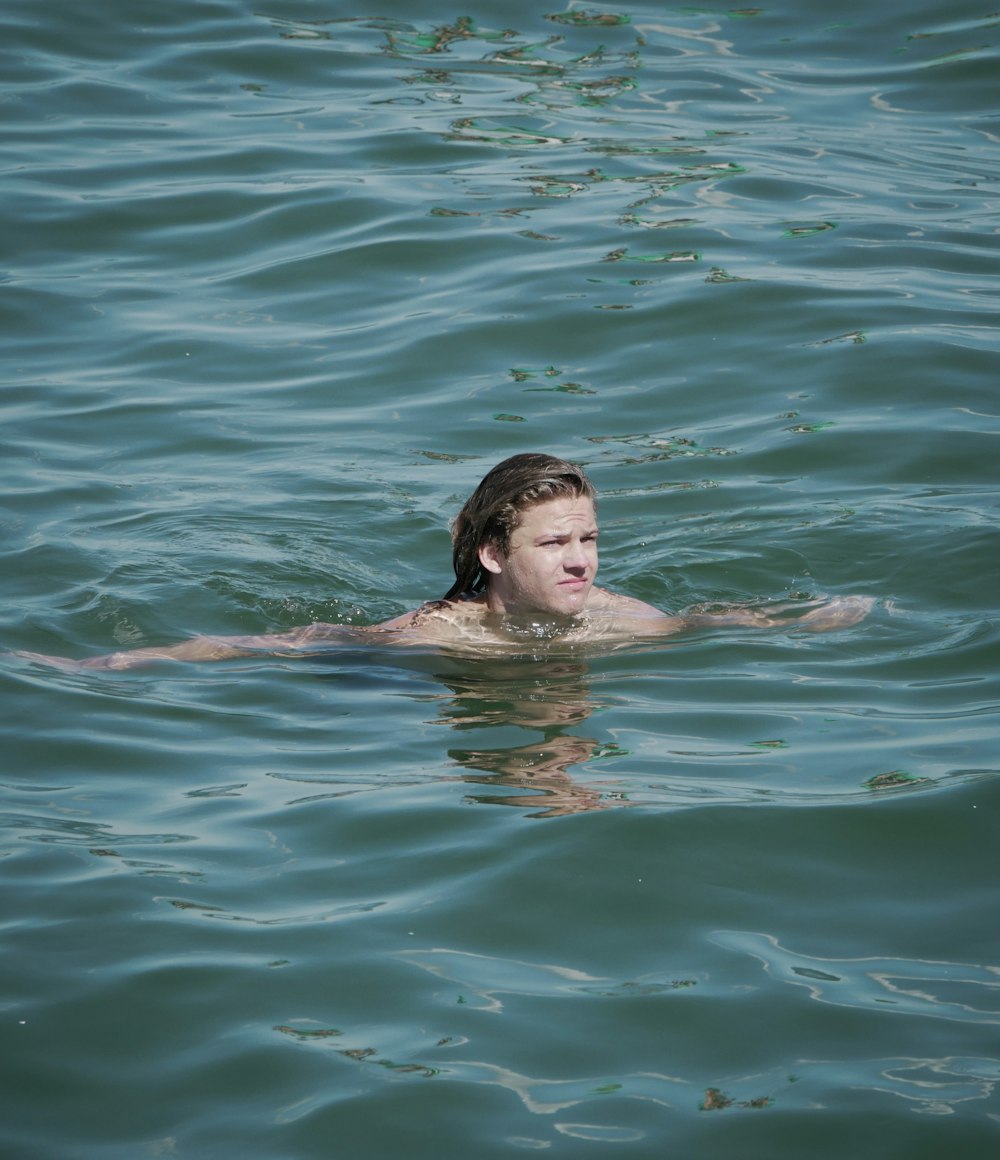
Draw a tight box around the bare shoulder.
[587,587,668,617]
[583,587,690,637]
[366,598,487,643]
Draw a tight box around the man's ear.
[478,540,504,576]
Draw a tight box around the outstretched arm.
[15,622,354,671]
[678,594,875,634]
[596,589,874,637]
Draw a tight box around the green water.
[2,1,998,1155]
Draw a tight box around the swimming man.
[18,452,873,668]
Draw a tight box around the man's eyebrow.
[533,526,599,540]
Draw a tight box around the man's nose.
[563,542,588,570]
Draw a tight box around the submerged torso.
[363,587,676,649]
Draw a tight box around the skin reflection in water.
[432,658,613,818]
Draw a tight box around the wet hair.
[443,453,597,601]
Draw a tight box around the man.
[18,452,873,668]
[375,452,871,643]
[375,451,662,640]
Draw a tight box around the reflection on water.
[6,813,194,850]
[243,632,982,816]
[395,947,697,1013]
[435,656,615,816]
[273,931,1000,1126]
[453,735,610,817]
[273,1015,1000,1123]
[713,930,1000,1025]
[382,637,978,815]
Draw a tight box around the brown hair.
[443,453,596,601]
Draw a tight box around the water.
[2,0,998,1155]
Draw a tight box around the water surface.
[2,1,998,1155]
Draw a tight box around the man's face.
[480,494,599,616]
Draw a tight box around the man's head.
[444,453,598,608]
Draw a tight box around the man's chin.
[498,584,592,619]
[552,585,591,614]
